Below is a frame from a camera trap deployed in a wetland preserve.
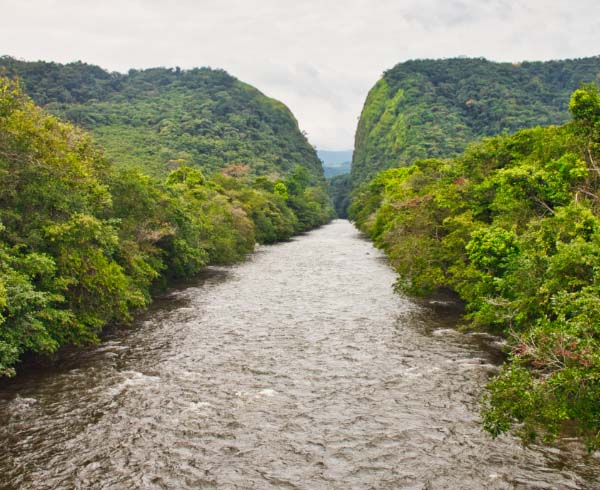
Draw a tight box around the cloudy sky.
[2,0,600,149]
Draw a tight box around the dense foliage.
[352,57,600,187]
[0,78,332,376]
[350,85,600,448]
[328,174,352,218]
[0,56,325,181]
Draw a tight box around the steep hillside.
[328,174,352,218]
[352,57,600,186]
[0,56,325,181]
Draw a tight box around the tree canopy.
[0,56,325,182]
[352,57,600,187]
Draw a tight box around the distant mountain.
[317,149,353,165]
[0,56,325,182]
[352,56,600,186]
[317,149,353,178]
[322,162,352,178]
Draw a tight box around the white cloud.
[1,0,599,149]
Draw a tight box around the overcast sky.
[2,0,600,149]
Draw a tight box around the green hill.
[0,56,325,181]
[352,56,600,186]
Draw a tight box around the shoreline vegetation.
[3,52,600,454]
[0,77,333,377]
[349,84,600,449]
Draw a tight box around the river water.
[1,220,599,489]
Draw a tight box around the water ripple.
[0,220,598,489]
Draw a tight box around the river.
[0,220,598,489]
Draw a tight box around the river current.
[1,220,599,489]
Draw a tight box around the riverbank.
[1,221,598,489]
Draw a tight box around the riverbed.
[0,220,598,489]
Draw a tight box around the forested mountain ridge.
[317,149,353,177]
[0,56,324,181]
[352,56,600,186]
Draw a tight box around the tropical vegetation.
[349,84,600,448]
[352,57,600,188]
[0,56,325,181]
[0,77,332,376]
